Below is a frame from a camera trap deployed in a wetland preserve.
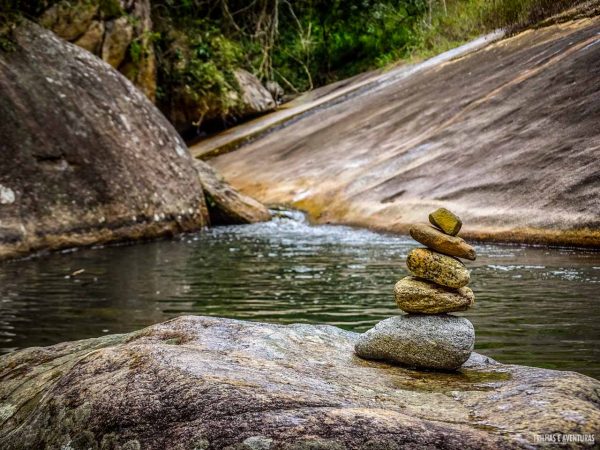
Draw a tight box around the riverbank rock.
[355,315,475,370]
[194,161,271,225]
[2,316,599,449]
[0,21,207,260]
[409,223,476,260]
[234,69,277,116]
[394,276,475,313]
[407,248,470,288]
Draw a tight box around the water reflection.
[0,210,598,378]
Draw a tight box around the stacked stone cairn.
[355,208,477,371]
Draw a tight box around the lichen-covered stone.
[429,208,463,236]
[407,248,470,288]
[394,276,474,313]
[410,223,476,260]
[355,315,475,370]
[1,316,600,449]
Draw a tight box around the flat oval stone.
[410,223,476,260]
[355,315,475,370]
[407,248,470,288]
[429,208,462,236]
[394,276,474,313]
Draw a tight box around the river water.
[1,210,598,378]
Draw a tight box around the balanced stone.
[407,248,470,288]
[410,223,476,260]
[429,207,462,236]
[394,276,474,313]
[355,315,475,370]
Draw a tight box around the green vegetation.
[151,0,585,99]
[153,12,243,127]
[414,0,586,59]
[0,0,586,127]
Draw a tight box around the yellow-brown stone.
[410,223,476,260]
[406,248,470,288]
[429,208,463,236]
[395,276,474,313]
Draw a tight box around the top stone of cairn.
[429,207,462,236]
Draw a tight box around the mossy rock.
[428,207,463,236]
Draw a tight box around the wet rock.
[394,276,474,314]
[0,21,208,260]
[355,315,475,370]
[2,316,599,449]
[234,69,277,116]
[194,160,271,225]
[410,222,476,260]
[429,208,462,236]
[102,16,134,68]
[406,248,470,288]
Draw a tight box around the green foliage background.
[0,0,585,126]
[151,0,583,114]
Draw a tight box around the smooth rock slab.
[410,223,476,260]
[394,276,475,313]
[355,315,475,370]
[205,18,600,247]
[429,208,463,236]
[1,316,600,449]
[407,248,470,288]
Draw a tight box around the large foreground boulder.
[0,21,208,260]
[1,316,598,449]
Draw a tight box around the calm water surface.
[1,210,599,378]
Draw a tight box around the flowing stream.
[1,210,598,378]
